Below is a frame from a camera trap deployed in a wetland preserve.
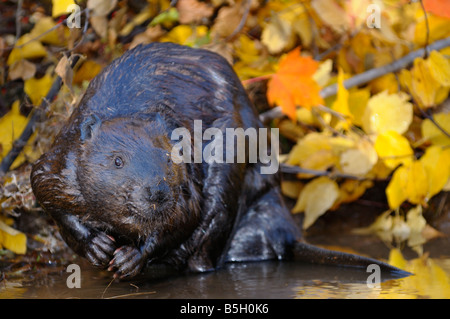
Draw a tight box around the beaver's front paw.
[108,246,145,279]
[84,232,116,267]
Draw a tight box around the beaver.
[31,42,407,279]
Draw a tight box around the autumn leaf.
[7,34,47,66]
[374,130,413,169]
[362,91,413,135]
[24,74,55,106]
[292,176,340,229]
[0,220,27,255]
[386,160,428,209]
[331,68,352,124]
[0,101,28,160]
[52,0,76,18]
[423,0,450,19]
[420,145,450,198]
[421,112,450,146]
[267,47,324,120]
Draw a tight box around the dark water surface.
[2,255,450,299]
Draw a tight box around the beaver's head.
[76,114,188,236]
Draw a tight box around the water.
[2,256,449,299]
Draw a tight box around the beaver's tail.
[293,242,411,277]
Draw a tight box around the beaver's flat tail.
[294,242,412,278]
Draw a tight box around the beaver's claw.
[108,245,145,279]
[84,232,116,267]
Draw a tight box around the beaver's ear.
[80,114,101,143]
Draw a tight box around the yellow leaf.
[331,69,352,128]
[30,16,68,46]
[386,165,408,209]
[0,220,27,254]
[52,0,76,18]
[374,130,413,169]
[338,179,373,204]
[362,91,413,135]
[406,160,428,205]
[411,57,441,108]
[387,160,429,209]
[427,51,450,87]
[339,138,377,176]
[414,13,450,46]
[160,25,207,46]
[261,13,292,54]
[281,180,303,199]
[348,88,370,127]
[421,112,450,146]
[420,146,450,198]
[24,74,55,106]
[369,73,400,94]
[0,101,28,160]
[6,34,47,66]
[311,0,349,34]
[292,176,340,229]
[312,59,332,87]
[287,133,353,174]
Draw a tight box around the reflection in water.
[6,257,448,299]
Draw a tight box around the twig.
[15,0,24,44]
[419,0,430,58]
[418,106,450,140]
[259,36,450,123]
[0,55,80,175]
[280,163,371,181]
[1,8,89,52]
[225,0,252,42]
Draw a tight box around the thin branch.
[259,36,450,123]
[0,55,81,175]
[280,163,373,181]
[225,0,252,42]
[419,0,430,58]
[418,106,450,140]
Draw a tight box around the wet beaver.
[31,42,406,279]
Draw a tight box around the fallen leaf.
[261,13,292,54]
[331,68,352,120]
[374,130,413,170]
[267,47,324,120]
[427,50,450,87]
[7,34,47,66]
[30,16,69,46]
[0,220,27,254]
[423,0,450,19]
[311,0,349,34]
[55,55,74,93]
[176,0,213,24]
[24,74,55,106]
[421,112,450,146]
[8,59,36,81]
[292,176,340,229]
[0,101,28,160]
[211,4,242,38]
[52,0,76,18]
[87,0,117,17]
[362,91,413,135]
[420,145,450,198]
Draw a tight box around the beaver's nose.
[145,180,170,204]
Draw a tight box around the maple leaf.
[267,47,324,121]
[423,0,450,19]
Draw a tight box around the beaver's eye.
[114,156,124,168]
